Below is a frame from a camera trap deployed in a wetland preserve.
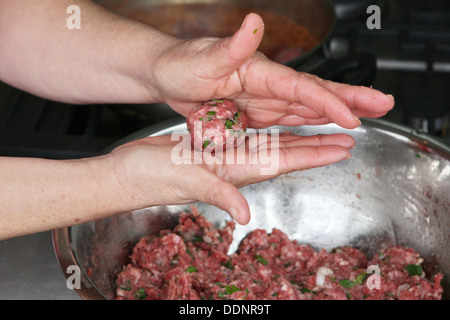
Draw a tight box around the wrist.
[80,154,135,216]
[136,30,183,103]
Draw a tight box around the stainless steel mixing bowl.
[53,118,450,300]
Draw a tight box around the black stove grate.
[330,0,450,141]
[0,84,119,159]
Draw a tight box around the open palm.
[111,132,354,225]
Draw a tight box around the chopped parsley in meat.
[185,266,198,273]
[187,99,248,151]
[115,207,444,300]
[405,264,423,276]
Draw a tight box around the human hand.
[107,132,355,225]
[149,13,394,130]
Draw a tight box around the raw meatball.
[187,99,248,151]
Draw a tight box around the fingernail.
[353,116,361,126]
[240,18,247,31]
[229,207,240,221]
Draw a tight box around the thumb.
[190,170,251,225]
[205,12,264,78]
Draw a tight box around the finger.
[204,13,264,79]
[319,81,395,115]
[189,169,251,225]
[287,103,323,119]
[280,133,356,149]
[255,133,356,152]
[248,64,361,129]
[353,109,390,119]
[279,145,352,175]
[224,144,352,186]
[277,114,330,126]
[287,73,361,129]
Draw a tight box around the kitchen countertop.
[0,231,80,300]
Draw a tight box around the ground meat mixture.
[187,99,248,151]
[115,208,443,300]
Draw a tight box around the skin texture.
[0,1,394,239]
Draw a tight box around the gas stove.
[330,0,450,141]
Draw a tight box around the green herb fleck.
[221,259,234,270]
[416,153,421,158]
[338,279,357,288]
[254,254,268,265]
[203,140,211,148]
[218,284,242,299]
[253,28,258,34]
[225,285,242,294]
[405,264,423,276]
[252,279,262,285]
[185,266,198,273]
[217,292,227,299]
[354,271,368,285]
[191,235,203,242]
[120,286,132,291]
[225,119,234,129]
[120,280,132,291]
[272,292,278,297]
[206,111,217,116]
[135,288,147,300]
[211,99,224,103]
[299,286,316,295]
[243,288,250,300]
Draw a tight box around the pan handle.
[296,53,377,87]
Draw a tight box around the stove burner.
[404,97,449,137]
